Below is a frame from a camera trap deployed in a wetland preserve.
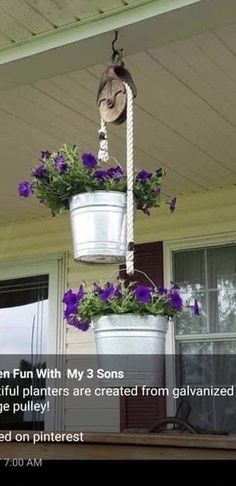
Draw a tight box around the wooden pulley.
[96,63,137,125]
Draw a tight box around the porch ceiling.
[2,22,236,222]
[0,0,151,49]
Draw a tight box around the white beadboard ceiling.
[2,22,236,222]
[0,0,153,48]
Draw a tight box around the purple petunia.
[62,286,84,320]
[64,304,77,319]
[94,169,108,182]
[62,290,78,319]
[156,287,168,295]
[63,286,84,305]
[136,170,152,182]
[62,289,77,306]
[82,153,97,169]
[99,283,115,302]
[107,166,124,180]
[18,181,33,198]
[32,164,48,178]
[78,320,90,331]
[54,153,67,173]
[168,292,183,311]
[40,150,51,162]
[167,197,177,213]
[68,317,90,331]
[134,285,152,303]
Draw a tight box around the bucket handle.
[107,265,156,289]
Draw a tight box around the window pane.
[207,246,236,290]
[213,340,236,356]
[178,342,212,384]
[0,301,48,355]
[0,275,49,431]
[209,290,236,333]
[176,292,207,335]
[179,342,212,354]
[177,342,236,433]
[174,249,205,290]
[0,275,48,355]
[174,245,236,335]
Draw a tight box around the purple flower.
[18,181,33,198]
[68,317,90,331]
[94,170,108,182]
[64,304,77,319]
[107,166,124,179]
[168,292,183,311]
[156,287,168,295]
[93,282,121,300]
[78,320,90,331]
[167,197,177,213]
[134,285,152,303]
[192,299,200,316]
[32,164,48,178]
[136,170,152,182]
[62,289,77,306]
[40,150,51,162]
[63,286,84,304]
[63,286,85,321]
[82,153,97,169]
[99,283,115,302]
[67,316,80,327]
[63,290,78,320]
[54,153,67,173]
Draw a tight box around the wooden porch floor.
[1,433,236,460]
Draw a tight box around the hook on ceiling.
[111,30,124,65]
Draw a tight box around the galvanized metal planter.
[93,314,168,386]
[69,191,127,264]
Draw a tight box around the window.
[0,259,65,431]
[173,244,236,433]
[0,275,48,356]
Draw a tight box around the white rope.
[124,82,134,275]
[98,118,109,163]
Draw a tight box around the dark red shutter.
[120,241,166,431]
[120,241,163,287]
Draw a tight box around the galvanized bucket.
[93,314,168,386]
[69,191,127,263]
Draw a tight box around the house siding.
[0,186,235,431]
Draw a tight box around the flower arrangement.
[18,144,176,216]
[63,280,200,331]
